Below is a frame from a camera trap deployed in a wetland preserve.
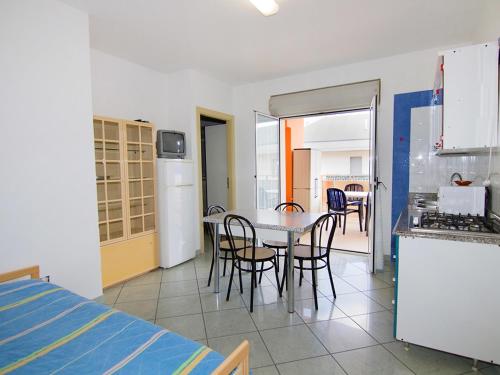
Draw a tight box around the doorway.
[282,110,371,254]
[196,107,235,253]
[255,98,378,270]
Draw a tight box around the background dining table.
[203,208,324,313]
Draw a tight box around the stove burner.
[419,212,493,233]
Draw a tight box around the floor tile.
[162,262,197,282]
[331,263,368,277]
[316,276,358,296]
[479,366,500,374]
[374,271,395,285]
[251,365,279,375]
[114,299,157,320]
[241,285,284,308]
[260,324,327,364]
[208,331,273,369]
[309,317,378,353]
[363,287,394,310]
[334,345,413,375]
[159,280,199,298]
[95,285,122,306]
[331,292,386,316]
[341,274,390,291]
[198,276,240,294]
[156,314,206,341]
[277,355,346,375]
[204,308,257,338]
[351,310,395,343]
[199,291,245,312]
[116,284,160,303]
[250,302,303,330]
[156,294,202,319]
[384,341,476,375]
[124,269,162,286]
[294,297,346,323]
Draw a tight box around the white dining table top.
[344,191,369,199]
[203,208,325,233]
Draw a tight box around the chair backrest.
[223,214,256,261]
[308,213,337,258]
[275,202,305,212]
[326,188,347,211]
[345,183,364,192]
[206,205,226,244]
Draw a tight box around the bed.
[0,266,249,375]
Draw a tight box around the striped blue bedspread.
[0,279,224,374]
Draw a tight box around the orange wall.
[285,119,305,203]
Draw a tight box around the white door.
[255,112,280,209]
[368,96,379,273]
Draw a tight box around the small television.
[156,130,186,159]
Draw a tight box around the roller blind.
[269,79,380,117]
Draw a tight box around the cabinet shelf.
[94,116,157,245]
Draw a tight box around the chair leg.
[273,257,282,297]
[311,260,319,310]
[358,207,363,232]
[207,248,215,287]
[343,214,347,235]
[327,261,337,299]
[238,260,243,294]
[259,262,264,284]
[250,262,256,313]
[276,249,280,272]
[279,259,287,295]
[299,260,304,286]
[338,214,342,228]
[223,256,228,277]
[226,259,235,301]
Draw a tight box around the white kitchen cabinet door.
[442,42,499,150]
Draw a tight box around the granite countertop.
[203,208,325,233]
[393,206,500,246]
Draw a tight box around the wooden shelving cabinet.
[93,116,158,287]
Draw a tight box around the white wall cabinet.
[442,42,499,150]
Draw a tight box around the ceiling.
[62,0,488,84]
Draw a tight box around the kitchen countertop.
[393,206,500,245]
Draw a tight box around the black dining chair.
[224,214,281,312]
[326,188,363,234]
[205,205,250,287]
[262,202,305,273]
[279,213,337,310]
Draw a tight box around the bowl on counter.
[454,180,473,186]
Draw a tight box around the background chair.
[326,188,362,234]
[344,183,364,208]
[279,213,337,309]
[224,214,281,312]
[262,202,304,273]
[206,205,250,287]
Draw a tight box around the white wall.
[205,125,228,208]
[321,151,369,176]
[167,69,233,250]
[232,44,477,262]
[90,49,169,127]
[0,0,102,298]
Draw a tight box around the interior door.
[368,96,379,273]
[255,112,280,209]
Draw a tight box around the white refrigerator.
[157,159,195,268]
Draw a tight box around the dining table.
[203,208,323,313]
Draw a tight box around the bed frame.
[0,266,250,375]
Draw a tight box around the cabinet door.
[124,122,156,237]
[93,118,125,244]
[443,43,499,149]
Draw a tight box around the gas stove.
[419,212,494,233]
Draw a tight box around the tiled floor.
[97,250,499,375]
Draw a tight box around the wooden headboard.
[0,266,40,283]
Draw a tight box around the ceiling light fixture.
[249,0,279,16]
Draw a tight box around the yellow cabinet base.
[100,233,159,288]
